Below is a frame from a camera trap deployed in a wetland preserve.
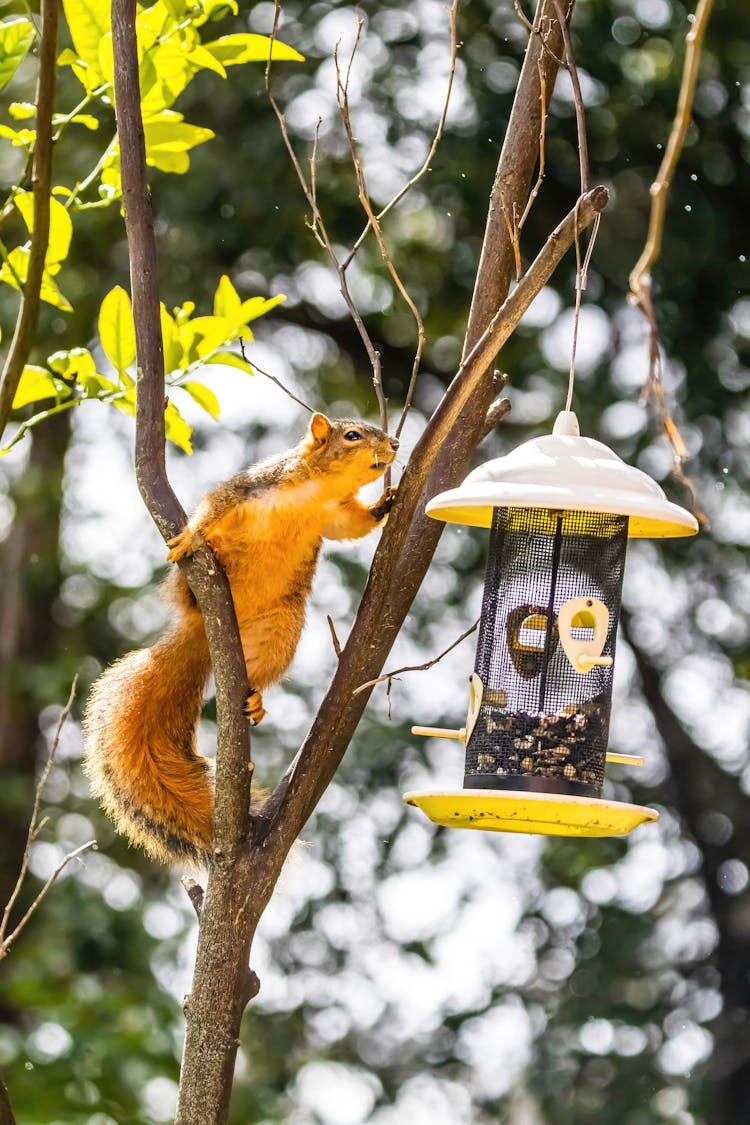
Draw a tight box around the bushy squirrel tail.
[83,617,214,867]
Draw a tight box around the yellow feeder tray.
[403,789,659,838]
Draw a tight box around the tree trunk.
[624,619,750,1123]
[0,411,70,924]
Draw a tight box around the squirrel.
[83,412,398,868]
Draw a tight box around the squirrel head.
[301,413,398,489]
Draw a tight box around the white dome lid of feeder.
[427,410,699,538]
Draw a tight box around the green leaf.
[186,43,226,79]
[57,48,102,95]
[178,315,235,362]
[9,101,35,119]
[47,347,98,382]
[207,350,255,374]
[144,115,215,155]
[0,247,73,311]
[160,304,182,374]
[0,17,35,93]
[192,0,238,25]
[203,33,304,67]
[61,0,110,77]
[181,380,220,420]
[0,123,35,147]
[14,192,74,267]
[98,286,136,375]
[53,112,99,131]
[12,366,65,410]
[213,275,242,321]
[239,293,286,324]
[165,400,193,453]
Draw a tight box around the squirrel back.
[83,413,398,866]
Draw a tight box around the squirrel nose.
[389,438,399,452]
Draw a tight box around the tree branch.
[265,184,608,845]
[463,0,573,357]
[628,0,714,299]
[112,0,251,849]
[0,0,59,442]
[627,0,713,510]
[111,4,257,1119]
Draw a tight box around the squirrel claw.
[166,527,194,563]
[244,690,266,726]
[370,485,398,523]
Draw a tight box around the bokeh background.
[1,0,749,1122]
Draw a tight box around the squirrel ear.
[309,412,332,445]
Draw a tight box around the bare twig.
[266,3,387,433]
[628,0,713,508]
[342,0,460,269]
[353,618,480,696]
[460,187,608,389]
[479,393,512,441]
[237,343,314,413]
[334,37,424,442]
[516,62,548,235]
[552,0,589,194]
[629,0,714,299]
[0,679,96,961]
[326,615,342,659]
[513,0,537,35]
[463,0,573,357]
[0,0,59,442]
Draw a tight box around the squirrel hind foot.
[166,526,194,563]
[245,690,266,725]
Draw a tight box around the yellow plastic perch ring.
[402,789,659,838]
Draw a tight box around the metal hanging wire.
[565,202,602,413]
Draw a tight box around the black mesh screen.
[465,508,628,797]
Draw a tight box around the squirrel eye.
[344,430,363,441]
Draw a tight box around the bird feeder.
[404,410,698,838]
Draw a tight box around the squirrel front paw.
[166,526,195,563]
[244,690,266,726]
[369,485,398,523]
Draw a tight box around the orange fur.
[83,415,397,866]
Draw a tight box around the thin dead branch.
[237,344,314,413]
[353,618,480,696]
[342,0,460,269]
[463,0,573,357]
[629,0,714,298]
[0,679,96,961]
[628,0,713,510]
[552,0,589,194]
[0,0,59,442]
[334,37,425,442]
[517,62,548,235]
[266,3,388,434]
[326,615,342,659]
